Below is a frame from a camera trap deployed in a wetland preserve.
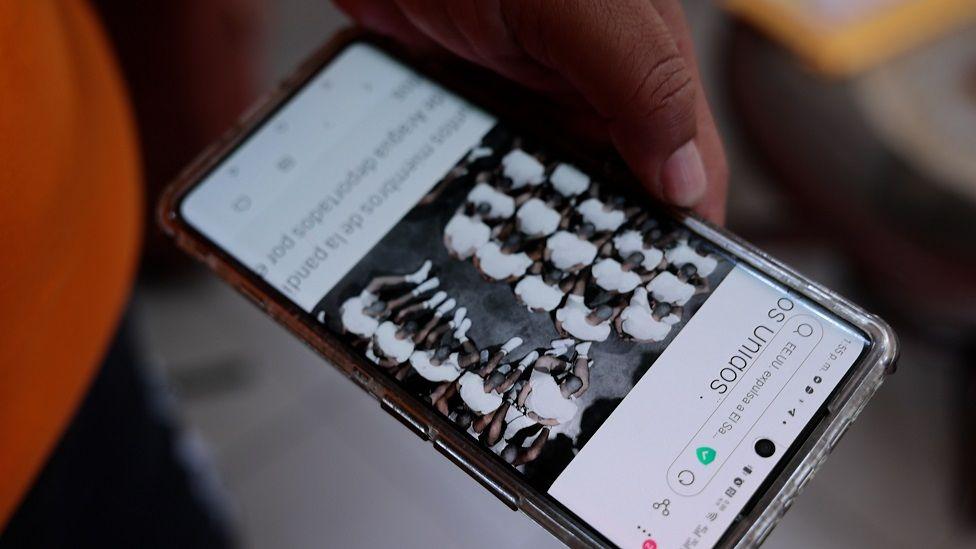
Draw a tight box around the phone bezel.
[158,28,898,548]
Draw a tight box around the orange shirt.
[0,1,141,527]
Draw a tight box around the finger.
[389,0,482,62]
[334,0,438,52]
[499,0,704,209]
[394,0,576,95]
[649,0,728,223]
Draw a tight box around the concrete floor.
[134,2,976,548]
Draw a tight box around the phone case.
[157,28,898,548]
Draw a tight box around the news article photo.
[313,125,735,491]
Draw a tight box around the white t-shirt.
[458,372,504,414]
[515,275,565,312]
[591,258,642,293]
[619,287,679,342]
[613,230,665,270]
[339,296,380,338]
[665,241,718,276]
[647,271,695,305]
[467,182,514,219]
[444,213,491,259]
[409,350,462,382]
[373,321,415,363]
[517,198,561,237]
[525,371,578,424]
[556,295,611,341]
[546,231,598,271]
[549,163,590,197]
[502,149,545,189]
[577,198,625,232]
[476,242,533,280]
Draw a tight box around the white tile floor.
[134,2,976,547]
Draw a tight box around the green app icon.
[696,446,717,465]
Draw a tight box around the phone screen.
[181,42,868,548]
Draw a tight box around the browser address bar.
[667,314,823,496]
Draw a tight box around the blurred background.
[93,0,976,547]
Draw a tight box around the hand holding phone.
[160,33,897,548]
[336,0,728,221]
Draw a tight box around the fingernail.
[661,141,707,207]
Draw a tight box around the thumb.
[501,0,704,207]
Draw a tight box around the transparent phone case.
[158,29,898,548]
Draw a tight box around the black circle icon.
[755,438,776,458]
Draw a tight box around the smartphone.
[159,30,898,548]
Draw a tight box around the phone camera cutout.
[754,438,776,458]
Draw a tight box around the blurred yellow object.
[723,0,976,77]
